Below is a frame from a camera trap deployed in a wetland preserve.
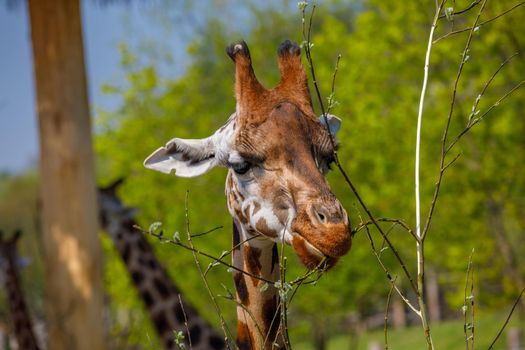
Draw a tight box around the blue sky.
[0,1,197,173]
[0,1,291,174]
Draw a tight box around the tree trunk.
[507,327,522,350]
[425,268,441,322]
[486,198,525,310]
[312,323,327,350]
[391,295,407,329]
[27,0,106,349]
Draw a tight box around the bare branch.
[442,152,462,172]
[463,249,475,350]
[487,287,525,349]
[177,294,193,350]
[353,217,418,241]
[421,0,487,242]
[434,2,525,43]
[414,2,447,348]
[361,216,420,315]
[446,79,525,153]
[384,276,397,350]
[470,79,525,125]
[445,53,519,154]
[142,227,275,284]
[438,0,482,19]
[300,5,418,293]
[191,225,224,238]
[326,54,342,115]
[183,191,234,343]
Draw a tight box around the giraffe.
[144,40,351,349]
[0,230,41,350]
[98,181,227,350]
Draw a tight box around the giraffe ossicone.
[145,39,351,349]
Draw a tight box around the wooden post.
[27,0,106,349]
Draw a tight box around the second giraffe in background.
[99,181,227,350]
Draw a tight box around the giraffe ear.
[144,136,219,177]
[145,113,236,177]
[319,114,342,136]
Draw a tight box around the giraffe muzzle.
[289,203,351,269]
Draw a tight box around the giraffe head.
[145,40,351,269]
[98,179,138,237]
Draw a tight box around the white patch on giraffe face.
[240,197,294,244]
[228,151,244,164]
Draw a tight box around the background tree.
[27,0,106,348]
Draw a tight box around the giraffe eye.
[231,161,252,175]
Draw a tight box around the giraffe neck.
[232,220,285,350]
[101,208,226,350]
[1,253,40,350]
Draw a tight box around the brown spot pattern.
[236,321,255,350]
[233,222,241,249]
[271,244,279,273]
[255,217,277,237]
[244,246,262,286]
[234,273,249,305]
[252,201,261,215]
[262,296,281,342]
[242,204,251,219]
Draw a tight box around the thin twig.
[362,216,420,315]
[177,294,192,350]
[278,232,292,349]
[326,54,342,115]
[138,225,275,284]
[301,1,418,295]
[384,276,397,350]
[434,2,525,43]
[463,249,475,350]
[438,0,482,19]
[445,53,520,154]
[414,2,447,348]
[448,79,525,149]
[421,0,487,243]
[487,287,525,349]
[353,217,417,241]
[442,152,462,172]
[204,234,262,276]
[191,226,224,238]
[183,191,234,344]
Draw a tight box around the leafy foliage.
[96,0,525,345]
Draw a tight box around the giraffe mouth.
[300,236,325,258]
[291,232,324,258]
[291,233,339,270]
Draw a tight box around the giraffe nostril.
[309,201,348,226]
[311,205,330,225]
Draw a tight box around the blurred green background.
[1,1,524,348]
